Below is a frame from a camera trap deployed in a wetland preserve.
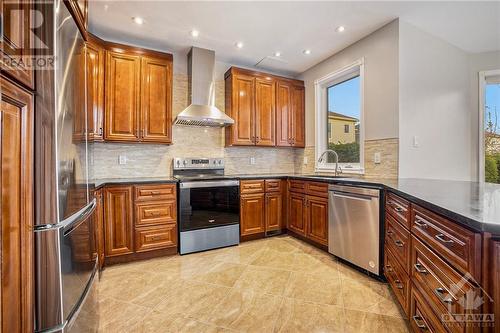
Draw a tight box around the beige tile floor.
[95,236,410,333]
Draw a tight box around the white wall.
[469,51,500,179]
[398,21,472,181]
[298,20,399,146]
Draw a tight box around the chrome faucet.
[317,149,342,176]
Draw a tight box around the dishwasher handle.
[331,191,375,202]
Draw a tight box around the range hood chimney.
[174,47,234,127]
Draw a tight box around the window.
[315,59,364,173]
[480,70,500,183]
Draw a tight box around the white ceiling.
[89,1,500,77]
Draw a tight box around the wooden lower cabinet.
[288,192,306,236]
[305,195,328,246]
[104,186,134,257]
[102,183,177,263]
[265,192,283,232]
[135,224,177,252]
[0,76,34,333]
[94,189,105,269]
[240,193,266,236]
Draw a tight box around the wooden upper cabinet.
[229,73,255,145]
[104,186,134,257]
[305,195,328,245]
[276,81,292,147]
[86,35,105,141]
[105,51,141,142]
[140,57,172,143]
[101,42,173,144]
[290,85,305,147]
[225,67,304,148]
[255,78,276,146]
[1,0,34,89]
[1,76,34,333]
[240,193,265,236]
[65,0,88,38]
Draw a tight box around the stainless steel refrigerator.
[34,1,99,332]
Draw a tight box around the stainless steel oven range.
[173,158,240,254]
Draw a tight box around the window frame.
[479,69,500,182]
[314,58,365,174]
[344,124,350,133]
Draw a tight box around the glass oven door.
[179,180,240,232]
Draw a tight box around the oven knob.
[218,160,222,165]
[183,160,187,165]
[176,159,180,166]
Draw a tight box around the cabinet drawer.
[385,214,411,273]
[411,205,481,280]
[134,184,176,201]
[240,180,265,194]
[386,192,410,229]
[305,181,328,198]
[288,180,306,193]
[384,248,410,315]
[135,201,176,226]
[411,236,475,333]
[135,224,177,252]
[265,179,282,192]
[410,287,447,333]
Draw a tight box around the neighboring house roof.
[328,111,358,122]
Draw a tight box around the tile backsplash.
[93,74,398,179]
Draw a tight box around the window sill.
[314,166,365,175]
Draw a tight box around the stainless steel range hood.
[174,47,234,127]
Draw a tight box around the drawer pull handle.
[414,263,428,274]
[385,264,393,272]
[208,219,215,223]
[414,219,427,228]
[394,240,404,247]
[394,207,403,213]
[434,287,454,304]
[412,316,427,329]
[435,233,454,244]
[386,230,394,236]
[394,279,404,289]
[150,191,161,195]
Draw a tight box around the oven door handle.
[180,180,240,189]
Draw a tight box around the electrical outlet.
[374,152,381,164]
[303,156,308,165]
[413,136,420,148]
[250,157,256,165]
[118,155,127,165]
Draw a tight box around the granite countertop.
[92,177,177,188]
[91,174,500,234]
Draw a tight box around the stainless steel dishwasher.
[328,184,381,276]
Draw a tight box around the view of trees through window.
[485,79,500,184]
[326,76,361,167]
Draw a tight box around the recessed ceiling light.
[190,30,199,38]
[274,51,281,57]
[335,26,345,33]
[132,17,144,25]
[303,49,311,55]
[235,41,244,49]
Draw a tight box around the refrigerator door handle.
[35,198,96,234]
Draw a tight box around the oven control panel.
[173,157,224,170]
